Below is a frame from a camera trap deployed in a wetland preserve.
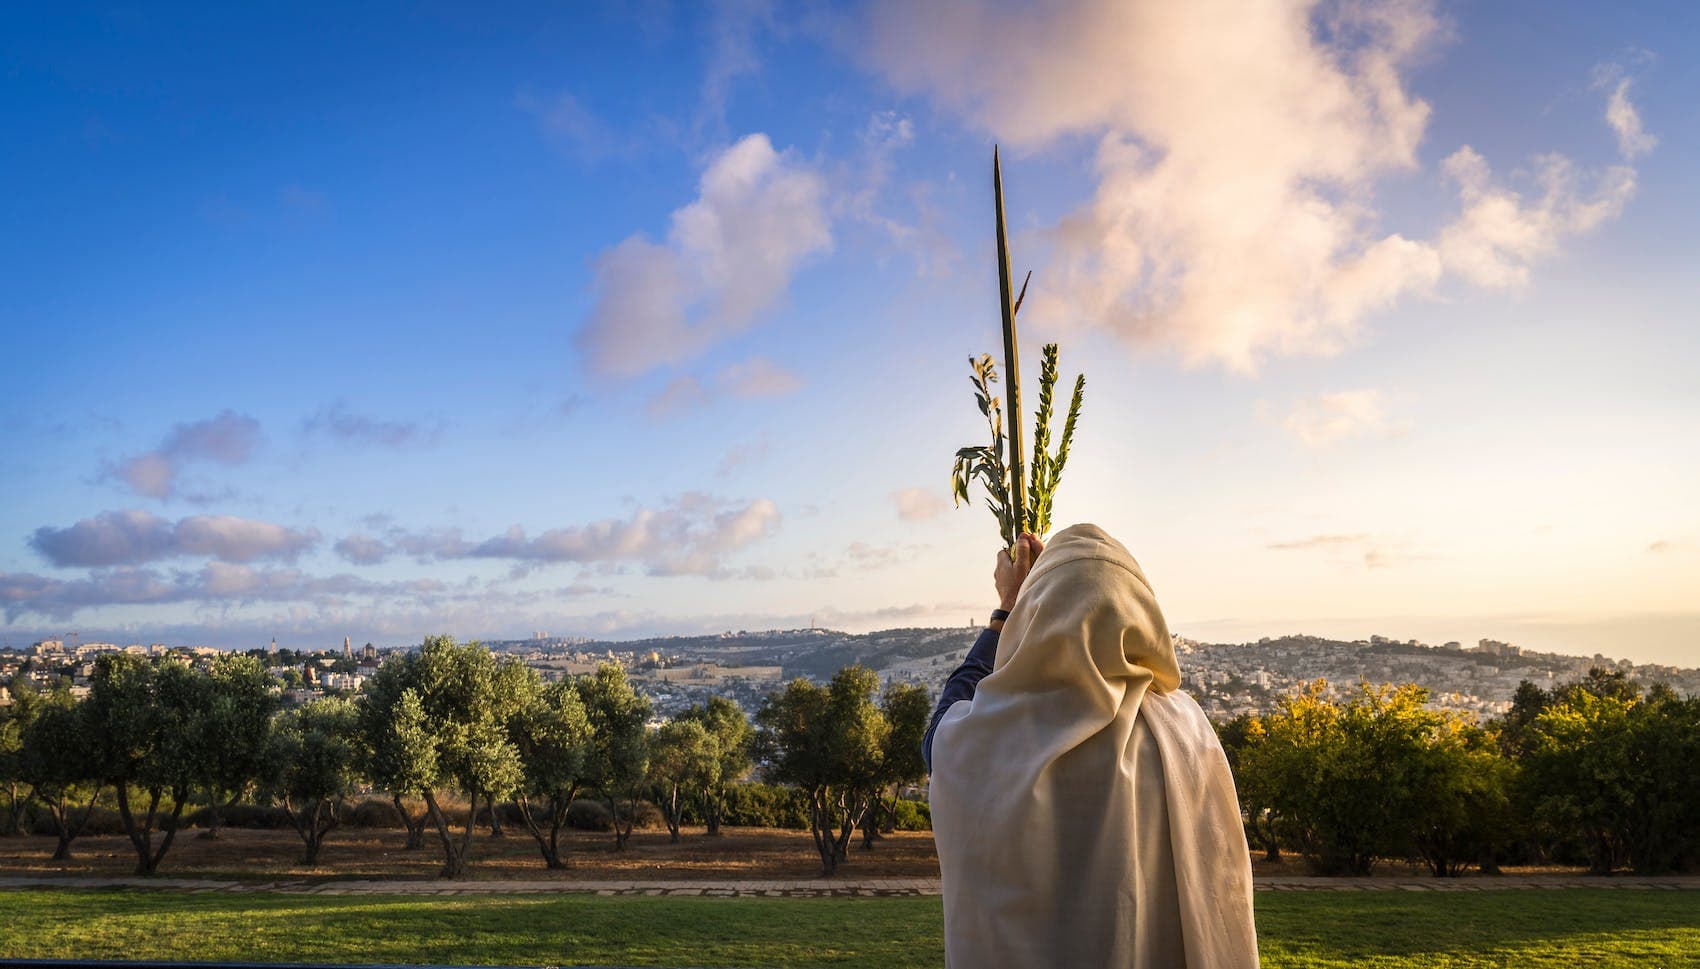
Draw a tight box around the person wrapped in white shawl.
[926,523,1259,968]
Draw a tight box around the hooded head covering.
[929,523,1259,968]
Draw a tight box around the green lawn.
[0,889,1695,968]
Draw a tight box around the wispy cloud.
[1267,532,1419,569]
[577,133,831,378]
[644,356,805,419]
[30,510,319,567]
[517,89,636,162]
[696,0,775,137]
[1270,389,1406,447]
[1593,59,1658,160]
[720,356,804,398]
[102,410,261,500]
[891,486,949,522]
[302,400,442,449]
[717,438,769,476]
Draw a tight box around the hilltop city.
[5,626,1696,723]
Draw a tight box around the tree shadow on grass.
[1,890,947,969]
[1255,889,1700,968]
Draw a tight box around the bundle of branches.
[951,342,1084,551]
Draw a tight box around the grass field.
[1,888,1696,968]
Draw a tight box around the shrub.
[567,799,612,831]
[892,798,931,831]
[719,783,810,830]
[348,798,405,829]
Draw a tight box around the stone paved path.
[3,874,1697,897]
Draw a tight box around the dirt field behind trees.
[0,825,945,881]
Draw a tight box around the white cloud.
[892,486,949,521]
[30,510,319,567]
[578,133,832,378]
[858,0,1648,372]
[1274,389,1405,447]
[1593,62,1657,160]
[332,493,782,579]
[1436,148,1635,289]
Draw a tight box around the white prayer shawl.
[930,523,1259,968]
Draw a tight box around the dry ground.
[0,825,944,881]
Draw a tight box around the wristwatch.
[989,608,1011,623]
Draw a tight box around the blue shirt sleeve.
[922,625,1001,772]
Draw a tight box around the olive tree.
[507,676,593,869]
[357,660,436,850]
[0,684,42,835]
[87,655,206,875]
[270,696,360,865]
[576,663,650,850]
[677,697,752,837]
[357,636,523,878]
[864,681,929,846]
[195,654,279,839]
[20,693,103,860]
[648,718,715,844]
[757,666,888,875]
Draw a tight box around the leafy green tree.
[576,663,651,850]
[1216,713,1283,862]
[508,677,594,868]
[269,696,360,865]
[1625,690,1700,873]
[863,682,929,847]
[1408,717,1512,877]
[0,683,43,835]
[1510,673,1700,875]
[649,718,716,844]
[19,693,103,860]
[757,666,888,874]
[1518,685,1638,873]
[677,697,752,837]
[357,660,436,850]
[87,655,206,875]
[356,636,523,878]
[1237,680,1502,877]
[195,654,280,839]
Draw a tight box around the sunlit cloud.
[857,0,1648,372]
[577,133,831,378]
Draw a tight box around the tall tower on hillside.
[268,637,277,657]
[343,636,352,660]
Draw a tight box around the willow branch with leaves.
[950,354,1019,554]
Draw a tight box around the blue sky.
[3,1,1697,666]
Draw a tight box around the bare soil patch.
[0,826,943,882]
